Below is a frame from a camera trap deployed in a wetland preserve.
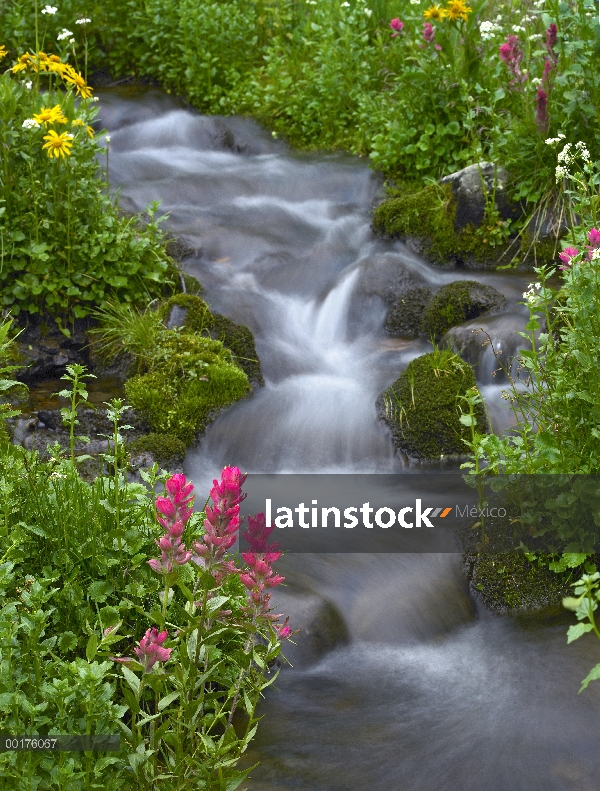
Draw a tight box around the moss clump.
[421,280,506,340]
[125,332,250,443]
[372,182,557,269]
[379,349,487,459]
[163,294,264,386]
[465,552,577,611]
[384,287,432,338]
[128,432,186,466]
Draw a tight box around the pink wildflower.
[192,466,247,583]
[390,18,404,37]
[536,88,548,131]
[134,628,171,672]
[542,59,553,88]
[545,23,558,61]
[558,246,579,270]
[423,22,435,43]
[148,474,195,575]
[588,228,600,248]
[499,35,526,86]
[240,513,285,625]
[434,44,442,51]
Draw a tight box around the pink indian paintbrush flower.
[192,466,247,583]
[558,246,579,270]
[423,22,435,43]
[588,228,600,248]
[499,35,526,86]
[542,59,553,88]
[390,18,404,37]
[111,627,171,673]
[148,474,195,575]
[545,23,558,61]
[240,513,286,629]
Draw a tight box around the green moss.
[128,433,186,466]
[372,182,555,269]
[125,332,250,444]
[465,552,578,611]
[163,294,264,386]
[380,349,486,459]
[421,280,506,340]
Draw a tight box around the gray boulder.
[440,162,520,231]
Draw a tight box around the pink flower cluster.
[499,35,526,87]
[390,18,404,37]
[240,514,291,638]
[545,23,558,63]
[112,627,172,673]
[192,466,247,583]
[423,22,435,43]
[148,474,194,575]
[558,229,600,270]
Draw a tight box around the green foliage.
[563,572,600,691]
[0,317,27,425]
[381,348,487,459]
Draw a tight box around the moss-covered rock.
[464,552,579,611]
[372,182,557,270]
[128,432,186,466]
[421,280,506,341]
[125,332,250,443]
[384,286,432,338]
[378,349,487,459]
[162,293,264,387]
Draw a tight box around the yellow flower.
[444,0,472,21]
[87,125,94,138]
[42,130,74,159]
[11,53,33,73]
[0,45,7,61]
[71,118,94,138]
[424,4,446,20]
[33,105,68,126]
[63,65,93,98]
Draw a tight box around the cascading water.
[101,89,600,790]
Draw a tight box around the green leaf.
[58,631,78,653]
[206,595,229,614]
[567,622,593,644]
[88,581,113,602]
[158,691,180,711]
[86,633,98,662]
[121,665,141,696]
[580,663,600,692]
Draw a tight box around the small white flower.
[57,28,73,41]
[91,96,99,102]
[555,164,568,181]
[557,142,573,163]
[545,136,561,145]
[591,248,600,260]
[512,24,526,33]
[364,7,373,16]
[558,133,565,138]
[75,17,91,24]
[410,0,420,5]
[65,133,74,139]
[69,38,75,44]
[25,81,32,90]
[528,33,542,41]
[341,1,350,5]
[105,135,111,143]
[41,5,57,14]
[531,77,542,86]
[22,118,40,129]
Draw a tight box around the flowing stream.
[101,89,600,790]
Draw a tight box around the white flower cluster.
[341,2,350,6]
[531,77,542,86]
[22,118,40,129]
[591,248,600,261]
[479,20,502,40]
[545,133,566,146]
[533,0,544,6]
[575,140,591,162]
[528,33,542,41]
[410,0,420,4]
[57,28,73,41]
[25,81,32,90]
[522,282,542,304]
[512,24,526,33]
[364,7,373,16]
[75,17,91,24]
[41,5,57,14]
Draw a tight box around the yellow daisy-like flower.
[444,0,472,21]
[33,104,68,126]
[11,53,33,73]
[42,130,74,159]
[424,4,446,20]
[0,45,7,61]
[71,118,95,138]
[63,65,93,99]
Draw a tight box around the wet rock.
[15,317,91,381]
[37,410,58,430]
[384,286,432,339]
[440,162,521,231]
[420,280,506,341]
[270,588,349,669]
[355,253,429,306]
[166,304,189,329]
[12,417,38,449]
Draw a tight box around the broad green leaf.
[580,663,600,692]
[121,665,141,696]
[567,622,593,644]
